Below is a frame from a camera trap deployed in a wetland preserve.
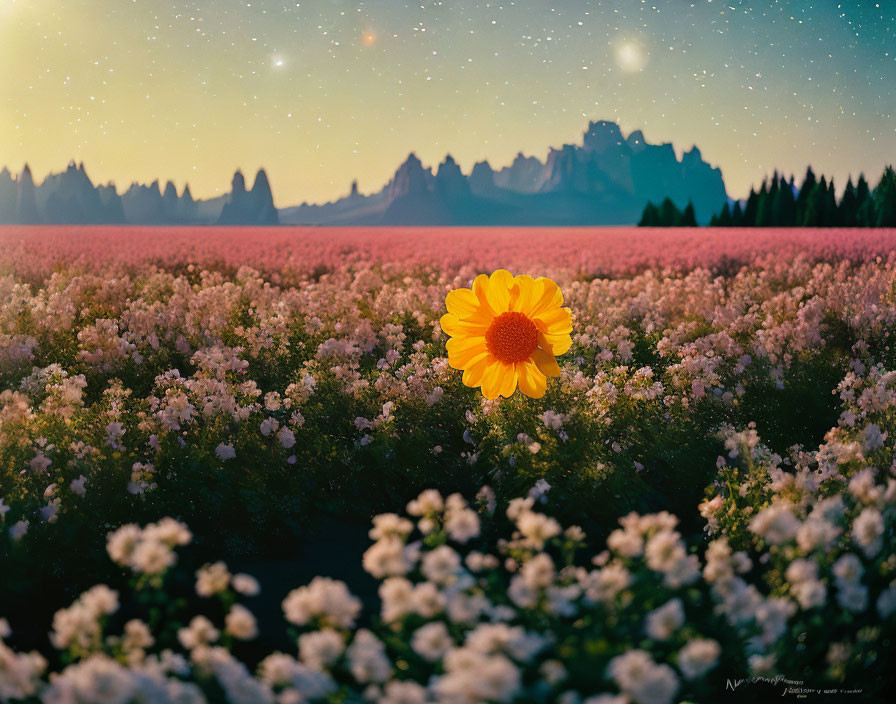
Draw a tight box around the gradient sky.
[1,0,894,205]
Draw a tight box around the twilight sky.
[1,0,894,205]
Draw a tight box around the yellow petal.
[485,269,513,315]
[441,312,490,337]
[534,307,573,335]
[447,336,487,369]
[531,347,561,377]
[472,274,496,317]
[481,361,504,399]
[526,277,564,317]
[511,275,536,313]
[516,360,547,399]
[462,353,493,388]
[446,335,482,352]
[542,332,572,355]
[439,313,463,337]
[496,361,519,398]
[455,350,489,378]
[456,311,496,333]
[445,288,481,318]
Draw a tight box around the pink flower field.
[3,225,896,280]
[3,225,896,702]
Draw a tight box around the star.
[615,40,648,73]
[0,0,891,205]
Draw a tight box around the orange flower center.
[485,312,538,364]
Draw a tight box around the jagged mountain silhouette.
[0,120,727,225]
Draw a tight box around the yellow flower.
[440,270,572,399]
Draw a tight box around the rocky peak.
[251,169,278,224]
[469,160,497,194]
[386,153,432,201]
[626,130,647,153]
[435,155,470,198]
[16,164,40,223]
[161,181,180,221]
[218,168,278,225]
[681,146,704,165]
[0,167,16,221]
[231,170,247,195]
[251,169,271,194]
[583,120,625,153]
[495,152,545,192]
[541,144,586,192]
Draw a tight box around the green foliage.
[637,198,697,227]
[699,165,896,228]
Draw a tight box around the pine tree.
[840,177,858,227]
[743,188,759,226]
[802,176,828,227]
[796,167,817,224]
[873,166,896,227]
[756,178,775,226]
[824,178,838,226]
[638,201,659,226]
[650,167,896,228]
[772,174,797,226]
[718,202,732,226]
[659,197,682,226]
[856,174,874,226]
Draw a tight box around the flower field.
[5,225,896,282]
[1,226,896,702]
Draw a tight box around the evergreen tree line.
[637,198,698,227]
[638,165,896,227]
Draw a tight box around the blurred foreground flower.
[441,270,572,399]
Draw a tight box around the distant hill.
[218,170,278,225]
[0,163,277,226]
[281,120,728,225]
[0,120,727,225]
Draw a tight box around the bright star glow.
[615,40,648,73]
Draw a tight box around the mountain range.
[0,120,727,226]
[282,121,727,225]
[0,163,278,226]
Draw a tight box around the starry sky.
[1,1,894,206]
